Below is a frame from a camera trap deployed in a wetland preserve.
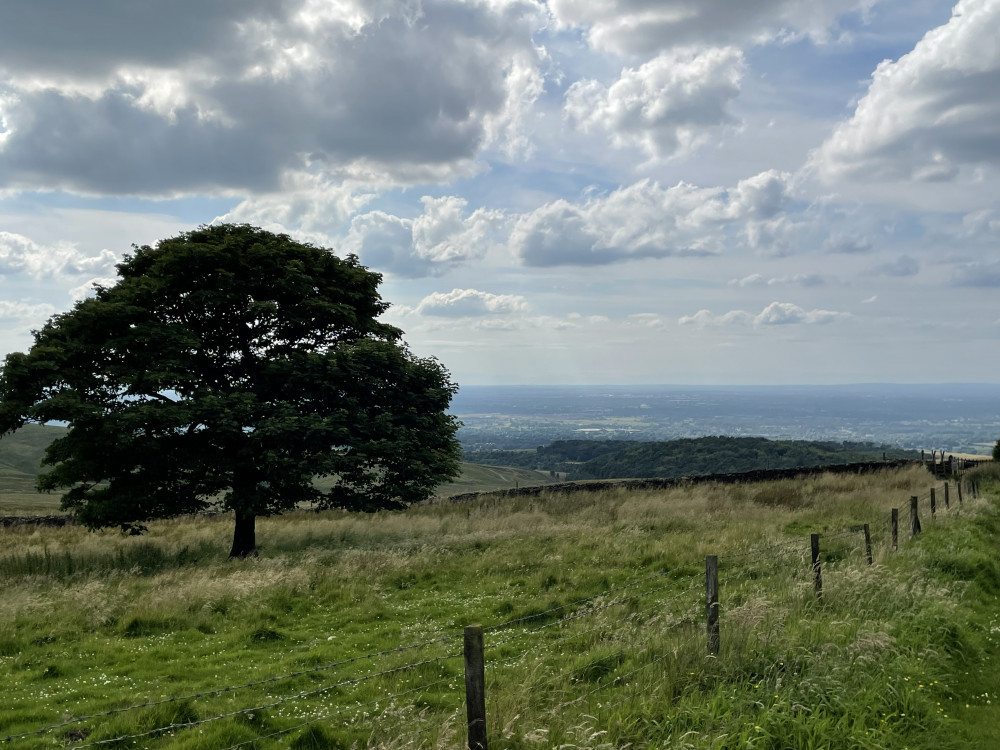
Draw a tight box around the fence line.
[1,475,986,749]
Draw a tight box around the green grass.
[0,461,558,516]
[0,465,998,749]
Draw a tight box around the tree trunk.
[229,511,258,559]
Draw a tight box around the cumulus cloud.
[414,288,529,317]
[813,0,1000,183]
[0,231,118,278]
[564,47,744,159]
[951,260,1000,287]
[548,0,878,56]
[0,0,546,195]
[340,196,505,278]
[678,309,754,327]
[679,301,850,327]
[68,277,119,302]
[511,170,792,266]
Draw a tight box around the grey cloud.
[0,0,282,78]
[951,260,1000,287]
[0,89,285,194]
[870,254,919,277]
[549,0,876,56]
[0,0,544,194]
[823,233,872,254]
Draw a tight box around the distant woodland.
[464,436,918,480]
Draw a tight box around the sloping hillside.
[0,423,66,476]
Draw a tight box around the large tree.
[0,225,461,557]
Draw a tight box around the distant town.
[451,384,1000,455]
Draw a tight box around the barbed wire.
[2,632,459,744]
[486,577,702,652]
[216,673,457,750]
[484,568,677,634]
[9,472,973,748]
[486,583,702,672]
[69,650,462,749]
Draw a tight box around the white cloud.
[0,300,57,321]
[0,231,118,278]
[755,301,849,325]
[512,170,792,266]
[679,301,850,327]
[564,47,744,159]
[548,0,879,56]
[729,273,766,287]
[813,0,1000,184]
[729,272,827,287]
[678,309,754,327]
[340,196,506,278]
[627,312,666,327]
[414,288,530,317]
[68,277,118,302]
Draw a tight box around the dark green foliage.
[993,438,1000,462]
[0,225,461,554]
[465,437,915,479]
[464,439,632,472]
[564,436,917,480]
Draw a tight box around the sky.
[1,0,998,386]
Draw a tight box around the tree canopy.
[0,224,461,556]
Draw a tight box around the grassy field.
[1,463,999,749]
[0,461,560,516]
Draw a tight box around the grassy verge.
[0,464,998,749]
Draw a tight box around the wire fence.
[1,476,981,750]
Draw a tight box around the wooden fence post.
[706,555,719,656]
[811,534,822,600]
[944,483,950,510]
[930,488,936,518]
[891,509,898,550]
[863,524,873,566]
[910,496,921,538]
[464,625,488,750]
[958,482,964,504]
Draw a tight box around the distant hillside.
[0,425,555,506]
[463,440,635,473]
[0,424,66,478]
[465,436,918,480]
